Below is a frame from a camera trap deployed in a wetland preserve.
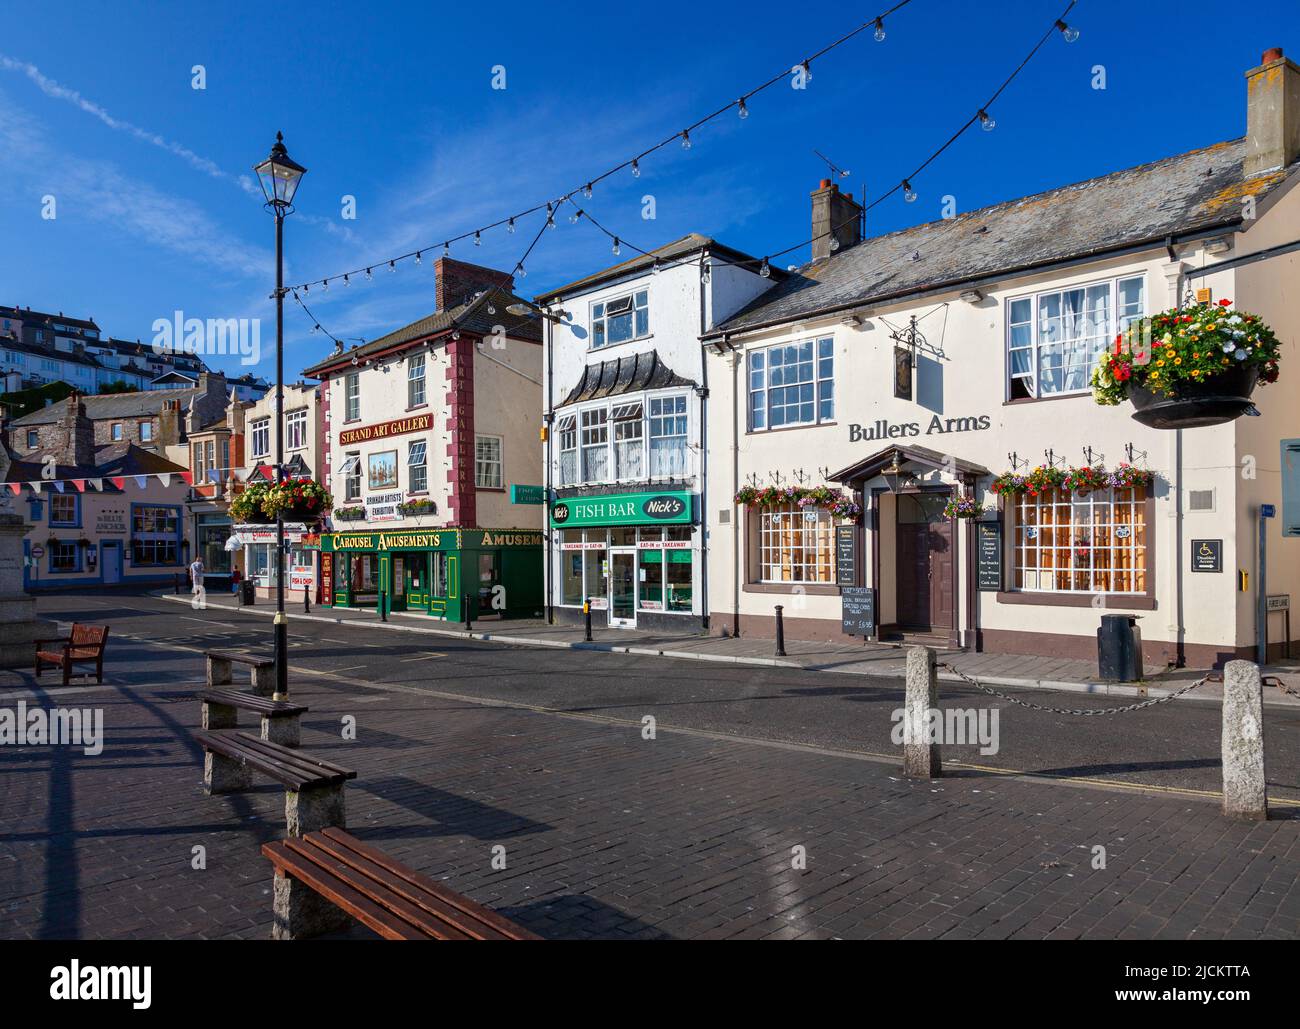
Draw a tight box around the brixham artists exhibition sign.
[848,413,992,443]
[337,412,433,447]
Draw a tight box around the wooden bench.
[35,624,109,686]
[206,650,275,697]
[262,827,541,940]
[201,689,308,747]
[194,730,355,836]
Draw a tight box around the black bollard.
[380,590,387,622]
[174,574,181,595]
[463,594,473,631]
[304,585,310,614]
[583,598,593,642]
[774,604,787,657]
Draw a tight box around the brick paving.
[2,667,1298,940]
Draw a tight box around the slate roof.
[536,233,778,302]
[3,442,186,482]
[8,386,199,426]
[710,139,1298,336]
[0,336,106,369]
[301,284,542,377]
[560,349,696,406]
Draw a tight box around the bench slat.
[201,689,308,716]
[300,833,515,940]
[207,650,274,668]
[195,731,354,790]
[281,838,481,940]
[318,828,539,940]
[262,841,430,940]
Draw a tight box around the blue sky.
[1,0,1297,382]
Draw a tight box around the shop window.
[1007,276,1145,399]
[591,290,649,350]
[759,503,833,583]
[132,505,180,566]
[50,540,79,573]
[1014,487,1147,593]
[649,395,687,477]
[430,551,449,596]
[636,526,693,612]
[748,338,834,431]
[475,435,503,489]
[408,440,428,493]
[49,494,79,527]
[557,415,577,486]
[408,353,426,407]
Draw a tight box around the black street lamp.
[253,132,306,702]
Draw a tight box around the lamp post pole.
[253,131,306,704]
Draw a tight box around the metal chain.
[1264,675,1300,699]
[936,662,1212,716]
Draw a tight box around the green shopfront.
[549,489,701,631]
[320,527,543,622]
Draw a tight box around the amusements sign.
[976,521,1003,591]
[835,525,858,587]
[337,413,433,448]
[841,586,875,637]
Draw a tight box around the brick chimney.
[435,257,515,312]
[1245,47,1300,177]
[57,394,95,468]
[810,179,863,262]
[157,398,181,446]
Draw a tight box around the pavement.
[160,588,1300,709]
[3,591,1297,941]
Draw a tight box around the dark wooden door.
[896,493,954,631]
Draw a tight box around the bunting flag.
[87,478,103,491]
[110,477,126,491]
[6,483,19,495]
[133,476,148,489]
[158,473,172,487]
[51,481,65,494]
[180,471,194,485]
[207,469,221,483]
[71,480,87,493]
[27,481,41,492]
[2,470,233,494]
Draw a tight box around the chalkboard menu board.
[841,586,875,637]
[835,525,858,587]
[976,521,1003,592]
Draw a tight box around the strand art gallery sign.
[337,412,433,447]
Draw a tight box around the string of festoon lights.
[289,0,1080,334]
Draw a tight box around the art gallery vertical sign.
[445,336,476,527]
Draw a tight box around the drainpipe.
[698,252,709,632]
[544,309,554,623]
[1175,427,1185,667]
[730,335,741,638]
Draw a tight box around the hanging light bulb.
[681,129,692,150]
[443,241,450,257]
[652,259,661,275]
[474,230,482,246]
[701,258,711,284]
[365,267,373,280]
[322,279,330,292]
[902,179,918,203]
[452,330,460,340]
[516,263,527,279]
[507,217,516,234]
[546,202,556,229]
[874,17,885,42]
[737,97,749,120]
[612,237,621,256]
[802,60,812,83]
[343,273,351,287]
[302,283,309,294]
[582,182,594,199]
[569,208,581,224]
[415,251,422,265]
[830,236,841,252]
[388,260,396,273]
[760,257,771,278]
[979,109,996,132]
[1055,19,1079,42]
[488,301,496,315]
[631,159,641,178]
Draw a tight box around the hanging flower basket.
[734,484,861,521]
[231,478,333,524]
[1091,299,1281,429]
[942,494,985,519]
[333,506,365,522]
[397,499,437,517]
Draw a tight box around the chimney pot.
[820,178,832,189]
[1263,46,1284,63]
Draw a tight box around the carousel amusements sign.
[337,412,433,447]
[322,528,543,552]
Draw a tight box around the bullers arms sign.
[550,490,693,528]
[848,413,992,443]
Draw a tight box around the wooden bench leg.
[204,751,253,795]
[284,782,345,837]
[262,713,300,748]
[271,868,351,940]
[250,664,275,698]
[202,700,238,732]
[206,656,233,688]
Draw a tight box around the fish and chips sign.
[337,413,432,447]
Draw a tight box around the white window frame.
[590,289,649,350]
[139,420,153,443]
[344,372,360,421]
[342,452,361,502]
[250,418,270,459]
[561,390,692,486]
[408,439,428,494]
[1013,486,1148,594]
[758,503,834,584]
[557,415,577,486]
[408,353,426,408]
[747,337,834,432]
[475,434,503,489]
[1006,274,1146,400]
[285,409,308,451]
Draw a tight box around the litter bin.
[1097,613,1143,681]
[240,580,256,606]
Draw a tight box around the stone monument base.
[0,515,55,670]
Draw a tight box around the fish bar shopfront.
[319,528,544,622]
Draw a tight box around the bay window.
[1007,275,1145,399]
[748,337,834,431]
[580,409,608,482]
[648,395,687,478]
[759,503,833,583]
[561,393,691,485]
[612,403,644,479]
[1014,487,1147,594]
[558,415,577,486]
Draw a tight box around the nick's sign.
[550,490,693,528]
